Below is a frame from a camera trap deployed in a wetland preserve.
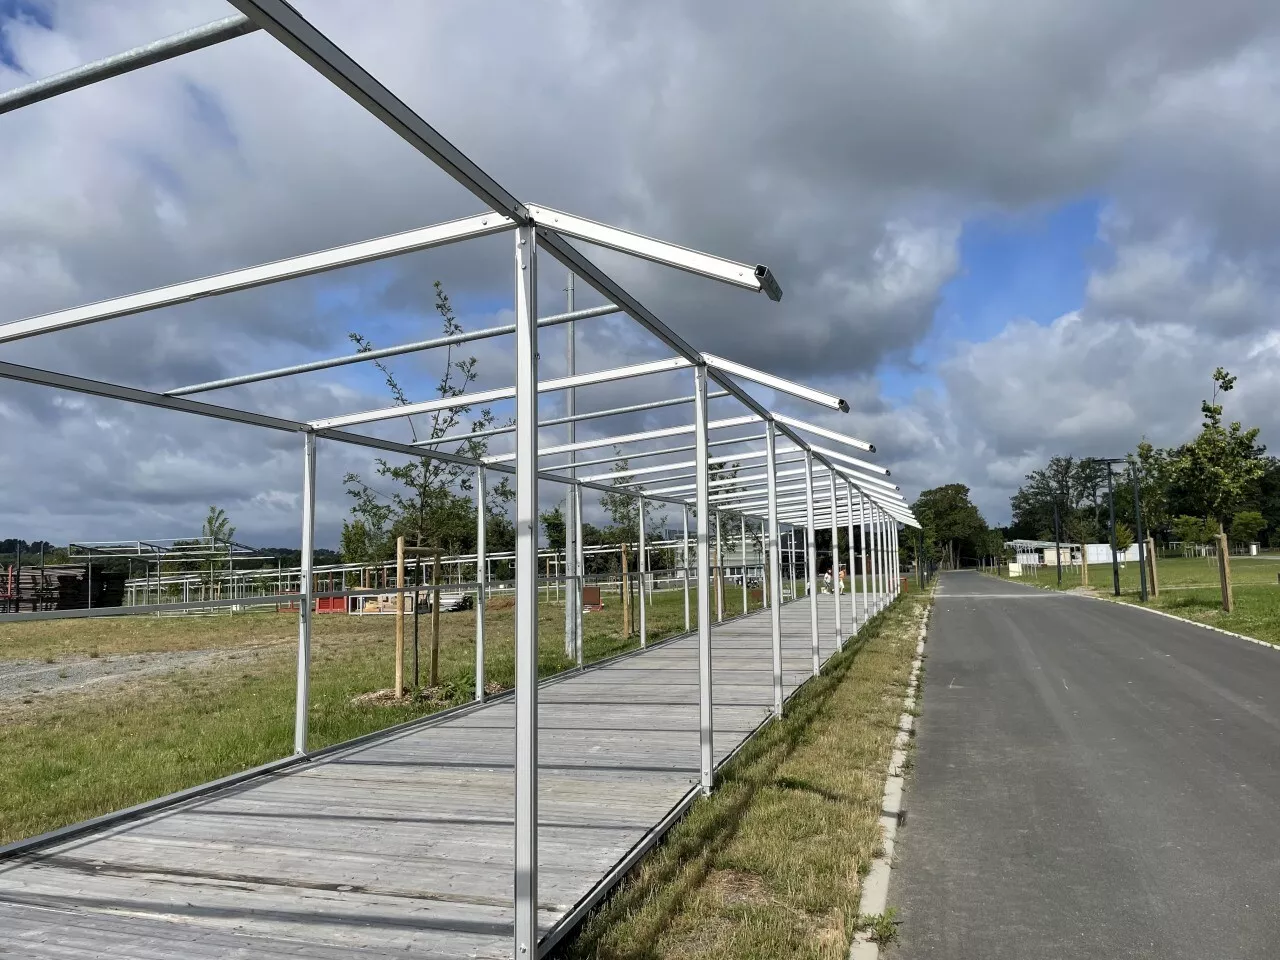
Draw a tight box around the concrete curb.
[849,597,931,960]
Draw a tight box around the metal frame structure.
[0,5,919,956]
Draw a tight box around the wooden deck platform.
[0,594,872,959]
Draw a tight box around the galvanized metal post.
[637,495,648,648]
[563,271,577,657]
[682,507,691,632]
[765,420,784,716]
[715,509,724,622]
[845,482,858,632]
[693,364,715,795]
[512,223,539,959]
[740,513,748,614]
[804,451,819,676]
[828,469,842,649]
[294,430,316,755]
[860,491,869,622]
[475,464,487,702]
[573,482,584,666]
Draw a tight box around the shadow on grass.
[555,605,904,960]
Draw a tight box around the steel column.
[740,513,748,614]
[693,364,715,796]
[638,495,648,648]
[715,510,724,622]
[828,469,842,649]
[512,224,539,958]
[765,420,784,717]
[574,482,585,667]
[804,450,819,676]
[293,431,316,755]
[860,491,869,622]
[563,272,577,657]
[682,508,691,632]
[845,482,858,632]
[475,465,487,702]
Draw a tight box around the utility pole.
[563,271,577,657]
[1131,460,1148,602]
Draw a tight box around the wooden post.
[394,536,406,697]
[1146,536,1159,597]
[1079,541,1089,587]
[621,542,632,637]
[1217,532,1233,613]
[430,551,442,687]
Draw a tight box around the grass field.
[994,554,1280,645]
[557,590,927,960]
[0,583,779,846]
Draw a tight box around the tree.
[1171,368,1267,534]
[1230,510,1265,546]
[202,506,235,545]
[912,484,988,568]
[1113,521,1134,555]
[1171,515,1215,554]
[540,505,566,552]
[343,281,512,563]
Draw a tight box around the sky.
[2,0,1280,548]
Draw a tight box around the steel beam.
[528,205,779,299]
[169,303,617,397]
[704,353,846,411]
[228,0,529,222]
[0,213,513,345]
[0,15,259,116]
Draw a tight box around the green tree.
[1113,521,1134,555]
[1230,510,1265,546]
[343,281,512,561]
[1171,368,1267,534]
[540,505,566,551]
[202,506,235,545]
[1171,515,1216,553]
[912,484,988,569]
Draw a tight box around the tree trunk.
[1217,532,1233,613]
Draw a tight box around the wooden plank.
[0,598,860,958]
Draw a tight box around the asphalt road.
[893,571,1280,960]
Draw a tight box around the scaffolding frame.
[0,4,919,955]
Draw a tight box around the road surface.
[893,571,1280,959]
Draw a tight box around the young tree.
[1113,521,1134,555]
[343,281,512,562]
[202,506,235,545]
[1172,368,1267,535]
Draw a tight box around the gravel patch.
[0,646,285,702]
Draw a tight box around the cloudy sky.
[2,0,1279,548]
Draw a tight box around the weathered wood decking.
[0,594,872,959]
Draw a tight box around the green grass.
[991,554,1280,645]
[555,590,928,960]
[1,586,766,846]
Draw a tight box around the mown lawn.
[557,590,927,960]
[0,585,766,845]
[993,554,1280,645]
